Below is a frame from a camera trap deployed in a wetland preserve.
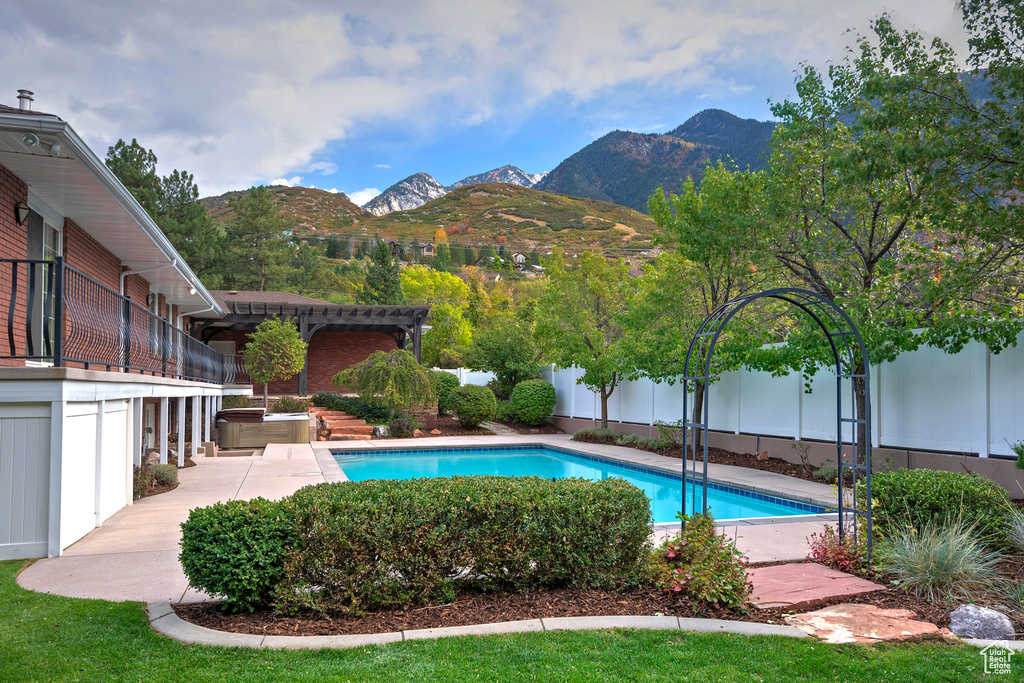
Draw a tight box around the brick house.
[193,290,429,396]
[0,91,251,559]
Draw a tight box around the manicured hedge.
[510,380,556,425]
[449,384,497,428]
[867,469,1016,550]
[275,476,652,613]
[178,498,297,612]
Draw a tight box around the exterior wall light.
[15,202,31,225]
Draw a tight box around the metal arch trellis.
[680,288,873,558]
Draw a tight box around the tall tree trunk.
[600,385,610,429]
[854,367,867,463]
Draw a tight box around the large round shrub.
[866,469,1015,550]
[450,384,497,428]
[432,371,460,415]
[179,498,297,612]
[510,379,556,426]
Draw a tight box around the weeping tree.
[243,317,308,408]
[334,349,434,420]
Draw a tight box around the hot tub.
[217,411,310,448]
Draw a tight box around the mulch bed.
[494,419,565,435]
[575,438,827,484]
[408,413,495,437]
[172,566,1022,636]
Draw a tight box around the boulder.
[372,425,391,438]
[949,604,1014,640]
[430,429,442,435]
[413,429,423,437]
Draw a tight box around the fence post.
[53,256,63,367]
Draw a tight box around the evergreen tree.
[464,244,478,266]
[433,243,453,273]
[227,186,292,291]
[325,236,342,259]
[106,139,224,289]
[358,239,405,305]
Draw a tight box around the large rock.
[787,603,958,644]
[949,604,1014,640]
[372,425,391,438]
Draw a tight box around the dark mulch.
[409,413,494,437]
[173,568,1022,636]
[575,438,826,484]
[494,419,564,435]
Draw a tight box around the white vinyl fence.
[450,331,1024,458]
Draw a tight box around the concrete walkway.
[19,433,838,603]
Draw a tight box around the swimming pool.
[331,445,824,523]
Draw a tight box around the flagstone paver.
[749,563,885,610]
[786,603,958,644]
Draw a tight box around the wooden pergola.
[192,302,429,396]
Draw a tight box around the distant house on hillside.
[419,242,436,257]
[510,252,526,270]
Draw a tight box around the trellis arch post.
[681,288,872,557]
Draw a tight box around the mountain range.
[352,109,775,216]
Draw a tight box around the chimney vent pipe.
[17,90,33,111]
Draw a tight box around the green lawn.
[0,559,990,682]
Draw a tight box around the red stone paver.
[786,603,958,644]
[748,563,885,610]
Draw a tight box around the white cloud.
[347,187,381,206]
[270,176,303,186]
[374,163,391,169]
[0,1,971,196]
[307,161,339,175]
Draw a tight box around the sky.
[1,1,971,204]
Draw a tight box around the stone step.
[329,434,372,441]
[317,411,356,418]
[330,425,374,436]
[324,419,367,429]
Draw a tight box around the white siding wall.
[0,405,50,558]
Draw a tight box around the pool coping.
[314,438,838,524]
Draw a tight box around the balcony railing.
[1,256,249,385]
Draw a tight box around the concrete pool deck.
[18,433,838,604]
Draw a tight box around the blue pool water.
[332,446,823,523]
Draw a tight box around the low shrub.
[876,519,1005,603]
[151,464,178,487]
[1011,440,1024,471]
[220,395,251,410]
[510,380,556,426]
[654,420,685,448]
[486,379,511,402]
[388,416,418,438]
[807,524,873,576]
[450,384,497,428]
[866,469,1016,550]
[432,371,460,416]
[132,466,152,500]
[615,433,664,451]
[311,392,408,424]
[494,400,518,423]
[179,498,297,613]
[812,465,838,484]
[573,427,618,443]
[276,476,652,613]
[652,514,751,611]
[272,396,309,413]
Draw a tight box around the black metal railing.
[1,256,249,385]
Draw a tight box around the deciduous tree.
[243,317,307,408]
